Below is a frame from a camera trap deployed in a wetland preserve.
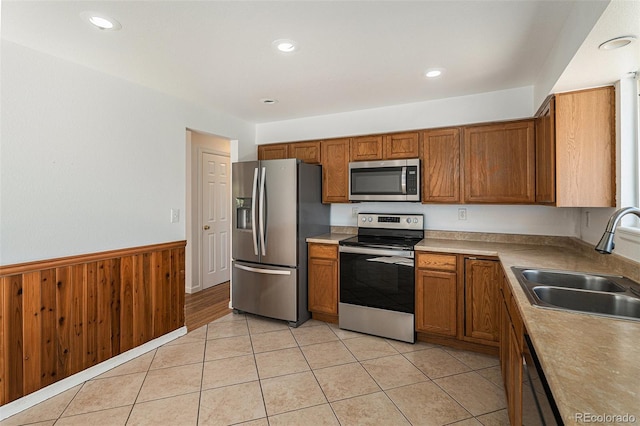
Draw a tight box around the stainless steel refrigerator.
[231,158,330,327]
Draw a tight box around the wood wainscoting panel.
[0,240,186,405]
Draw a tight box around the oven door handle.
[339,245,414,258]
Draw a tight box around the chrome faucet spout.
[595,207,640,254]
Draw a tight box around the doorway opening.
[185,129,233,294]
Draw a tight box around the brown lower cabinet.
[500,269,524,425]
[307,242,339,323]
[415,252,458,336]
[414,252,500,354]
[463,257,500,346]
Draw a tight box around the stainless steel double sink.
[511,268,640,321]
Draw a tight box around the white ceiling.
[2,1,638,124]
[553,0,640,94]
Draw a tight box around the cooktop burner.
[339,213,424,250]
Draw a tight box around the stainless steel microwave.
[349,159,421,201]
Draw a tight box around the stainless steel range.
[339,213,424,343]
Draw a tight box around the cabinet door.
[321,138,350,203]
[421,128,461,203]
[507,323,523,425]
[383,132,420,159]
[464,258,500,344]
[258,144,289,160]
[535,98,556,204]
[350,135,383,161]
[289,141,321,164]
[500,293,510,390]
[416,269,457,336]
[555,86,615,207]
[463,120,535,203]
[308,244,338,315]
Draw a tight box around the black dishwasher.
[523,334,564,425]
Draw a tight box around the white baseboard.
[185,281,202,294]
[0,327,187,421]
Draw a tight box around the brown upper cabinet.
[350,135,383,161]
[258,143,288,160]
[535,99,555,204]
[463,120,535,204]
[421,128,461,203]
[289,141,321,164]
[383,132,420,159]
[321,138,350,203]
[535,86,615,207]
[350,133,420,162]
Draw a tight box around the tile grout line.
[52,380,85,423]
[302,323,348,425]
[245,315,271,425]
[123,345,162,425]
[195,322,210,426]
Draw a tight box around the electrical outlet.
[352,207,359,218]
[458,208,467,221]
[585,211,590,228]
[171,208,180,223]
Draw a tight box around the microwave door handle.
[259,166,267,256]
[401,166,407,194]
[251,167,259,256]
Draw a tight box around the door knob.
[204,225,210,230]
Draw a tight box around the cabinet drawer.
[417,253,457,271]
[309,244,338,259]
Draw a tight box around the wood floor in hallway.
[184,281,231,331]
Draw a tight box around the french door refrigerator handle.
[401,166,407,194]
[251,167,259,256]
[259,166,267,256]
[234,263,291,275]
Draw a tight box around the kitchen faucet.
[594,207,640,254]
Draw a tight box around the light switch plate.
[171,208,180,223]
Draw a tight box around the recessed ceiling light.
[425,69,444,78]
[272,39,298,53]
[599,36,636,50]
[80,11,122,31]
[260,98,278,105]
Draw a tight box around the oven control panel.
[357,213,423,230]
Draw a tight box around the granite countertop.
[308,233,640,424]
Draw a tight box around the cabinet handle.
[204,225,210,230]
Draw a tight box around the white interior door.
[201,152,231,289]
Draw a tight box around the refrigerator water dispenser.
[236,198,252,229]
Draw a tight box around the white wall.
[533,0,610,110]
[256,86,534,144]
[0,41,255,265]
[332,203,579,237]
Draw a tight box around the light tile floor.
[1,313,509,426]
